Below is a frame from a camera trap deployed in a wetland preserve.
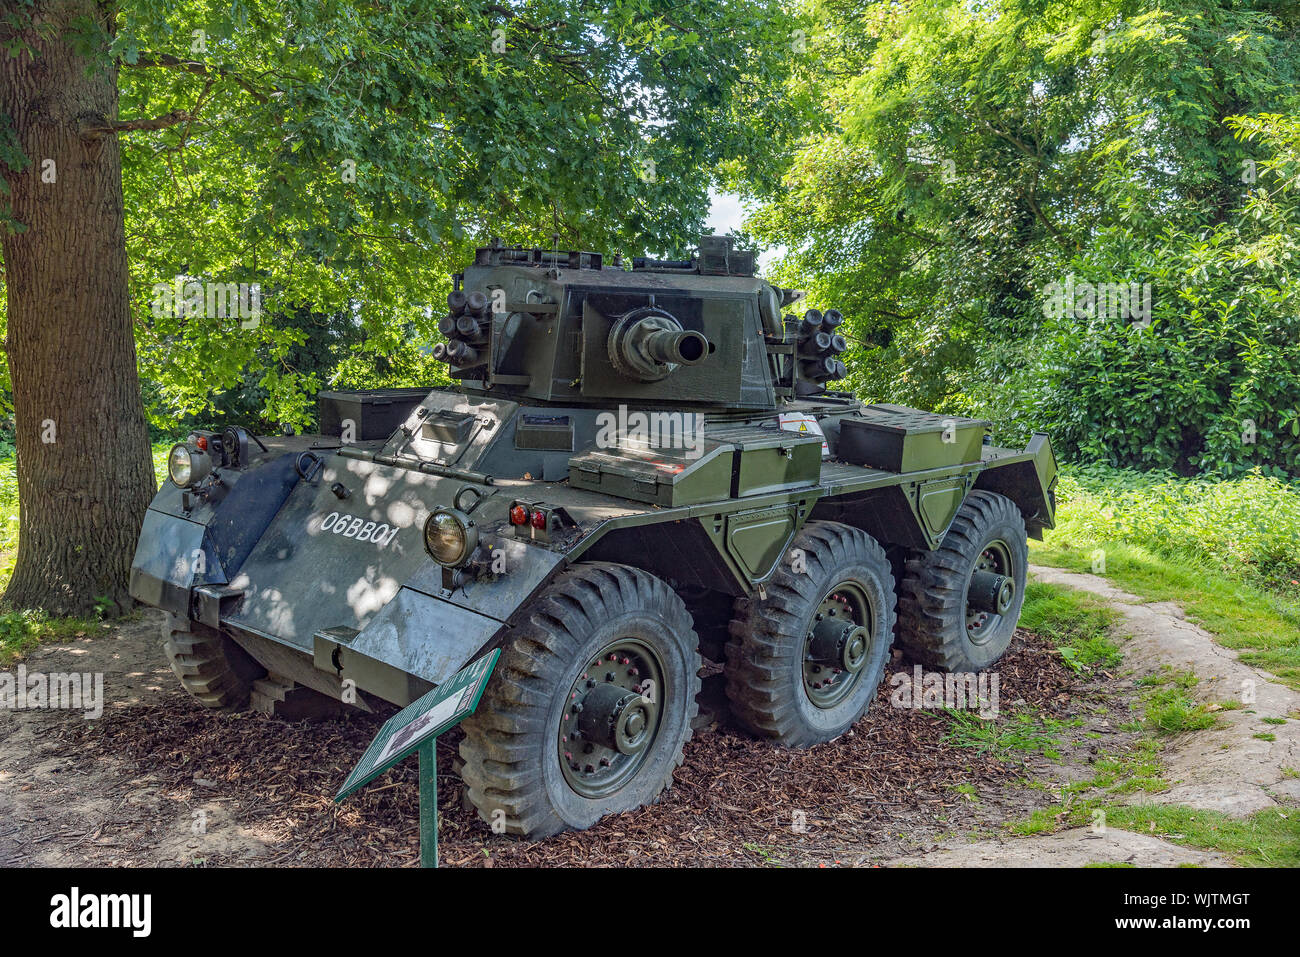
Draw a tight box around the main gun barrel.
[641,328,708,366]
[608,308,711,382]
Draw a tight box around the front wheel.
[459,563,701,837]
[725,521,896,749]
[163,614,264,711]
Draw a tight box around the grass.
[1136,669,1221,736]
[1018,581,1124,673]
[0,610,103,666]
[1032,466,1300,690]
[1011,802,1299,867]
[942,710,1082,760]
[1087,738,1169,795]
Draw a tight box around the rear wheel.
[459,563,700,837]
[896,491,1028,671]
[725,521,896,748]
[163,614,264,711]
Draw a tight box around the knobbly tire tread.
[895,490,1028,672]
[725,521,896,749]
[458,563,701,838]
[162,613,264,711]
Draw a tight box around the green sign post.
[335,648,500,867]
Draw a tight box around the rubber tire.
[458,563,701,837]
[725,521,896,749]
[896,490,1029,672]
[163,613,264,712]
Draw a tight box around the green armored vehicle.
[130,235,1057,837]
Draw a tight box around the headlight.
[424,508,477,567]
[168,443,212,488]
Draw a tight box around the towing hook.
[295,451,324,483]
[454,485,485,514]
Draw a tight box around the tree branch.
[124,53,271,103]
[79,110,192,139]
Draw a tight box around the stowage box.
[317,388,429,441]
[838,404,989,473]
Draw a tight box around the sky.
[705,188,747,235]
[704,188,784,273]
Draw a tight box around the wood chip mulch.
[55,629,1090,867]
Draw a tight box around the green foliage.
[1036,464,1300,688]
[3,0,810,430]
[747,0,1300,474]
[1056,464,1300,591]
[1034,114,1300,475]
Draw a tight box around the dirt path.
[1030,566,1300,812]
[0,565,1293,867]
[880,565,1300,867]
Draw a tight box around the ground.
[0,566,1295,867]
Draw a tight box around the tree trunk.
[0,1,154,617]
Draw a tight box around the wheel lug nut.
[600,757,611,767]
[606,672,615,681]
[571,703,583,713]
[628,667,638,677]
[586,679,596,688]
[585,764,595,773]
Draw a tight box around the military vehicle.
[130,235,1057,837]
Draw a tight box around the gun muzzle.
[608,308,711,382]
[642,329,709,366]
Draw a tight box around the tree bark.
[1,0,154,617]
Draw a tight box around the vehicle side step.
[250,671,349,721]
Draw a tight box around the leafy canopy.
[3,0,810,429]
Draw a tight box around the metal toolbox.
[838,404,988,473]
[317,388,429,440]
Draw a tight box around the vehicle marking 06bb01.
[318,511,401,547]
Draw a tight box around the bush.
[1055,464,1300,591]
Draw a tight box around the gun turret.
[430,234,852,409]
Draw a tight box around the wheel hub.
[578,682,657,756]
[808,619,870,675]
[803,585,874,709]
[559,640,664,798]
[968,570,1014,615]
[965,541,1014,644]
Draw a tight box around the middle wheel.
[725,521,897,748]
